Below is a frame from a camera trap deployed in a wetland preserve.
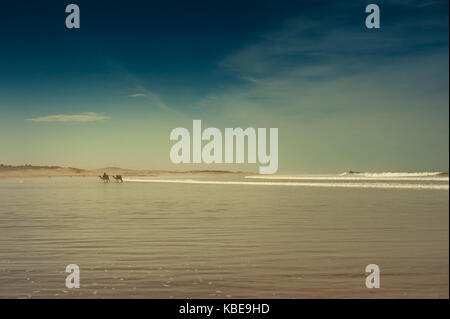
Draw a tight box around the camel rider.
[103,172,107,178]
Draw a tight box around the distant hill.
[0,164,92,177]
[0,164,253,177]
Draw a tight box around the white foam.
[245,175,449,182]
[124,178,449,190]
[339,171,446,178]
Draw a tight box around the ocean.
[0,173,448,298]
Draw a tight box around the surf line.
[245,175,450,182]
[169,120,278,174]
[123,179,449,190]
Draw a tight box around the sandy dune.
[0,164,253,178]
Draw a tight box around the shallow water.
[0,175,448,298]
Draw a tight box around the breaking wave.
[339,171,447,178]
[124,178,448,190]
[246,174,449,182]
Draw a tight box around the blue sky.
[0,0,448,172]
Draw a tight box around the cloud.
[129,93,147,97]
[207,0,448,119]
[192,0,448,131]
[27,112,111,122]
[219,5,448,81]
[128,84,185,116]
[191,2,448,172]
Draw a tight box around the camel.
[99,173,110,182]
[112,175,123,182]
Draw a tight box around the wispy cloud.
[209,0,448,115]
[106,60,184,116]
[129,93,147,97]
[128,84,185,117]
[194,0,448,130]
[27,112,111,122]
[219,5,448,81]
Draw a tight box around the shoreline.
[0,170,256,179]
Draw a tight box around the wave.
[339,171,447,177]
[124,178,449,190]
[245,175,449,182]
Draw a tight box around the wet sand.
[0,176,448,298]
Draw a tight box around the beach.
[0,174,448,298]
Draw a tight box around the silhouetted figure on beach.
[113,175,123,183]
[99,172,110,182]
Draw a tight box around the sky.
[0,0,448,173]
